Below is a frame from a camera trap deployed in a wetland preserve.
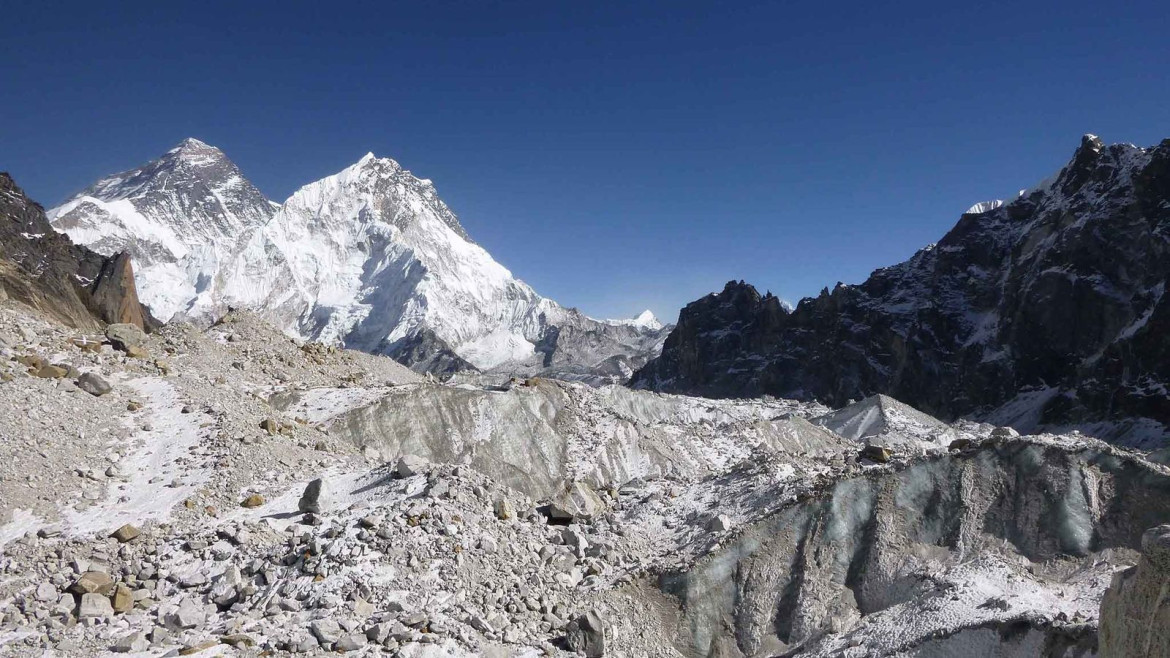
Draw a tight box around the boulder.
[70,571,114,595]
[396,454,429,478]
[110,523,140,543]
[111,583,134,613]
[111,631,149,653]
[34,581,58,602]
[77,372,112,397]
[552,481,606,520]
[298,478,330,514]
[90,252,150,330]
[165,597,206,629]
[310,618,343,645]
[105,323,146,352]
[334,634,367,652]
[77,592,114,618]
[565,610,606,657]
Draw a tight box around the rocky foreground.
[0,303,1168,657]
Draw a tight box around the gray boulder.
[310,618,343,645]
[77,592,113,618]
[77,372,112,397]
[396,454,429,478]
[105,323,146,351]
[298,478,331,514]
[565,610,606,657]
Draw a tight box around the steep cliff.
[0,173,150,331]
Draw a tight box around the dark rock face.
[383,327,477,375]
[0,173,152,331]
[632,136,1170,442]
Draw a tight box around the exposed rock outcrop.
[633,136,1170,445]
[1098,524,1170,657]
[0,173,151,331]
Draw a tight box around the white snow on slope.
[65,377,211,536]
[965,199,1004,214]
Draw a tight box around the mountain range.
[632,135,1170,446]
[49,139,668,380]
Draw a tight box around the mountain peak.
[49,139,277,322]
[631,310,662,330]
[329,152,405,186]
[606,309,663,330]
[174,136,212,150]
[165,137,228,167]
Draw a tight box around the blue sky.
[3,1,1168,322]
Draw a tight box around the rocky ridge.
[632,135,1170,447]
[0,173,149,331]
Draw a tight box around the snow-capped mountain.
[633,135,1170,445]
[49,138,277,322]
[50,141,668,379]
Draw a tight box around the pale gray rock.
[35,581,58,602]
[165,598,205,629]
[310,618,343,645]
[565,610,606,657]
[396,454,429,478]
[77,592,114,619]
[334,633,367,652]
[112,631,149,653]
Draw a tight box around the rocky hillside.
[0,173,150,331]
[50,142,668,382]
[633,135,1170,446]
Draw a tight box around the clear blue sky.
[4,1,1168,322]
